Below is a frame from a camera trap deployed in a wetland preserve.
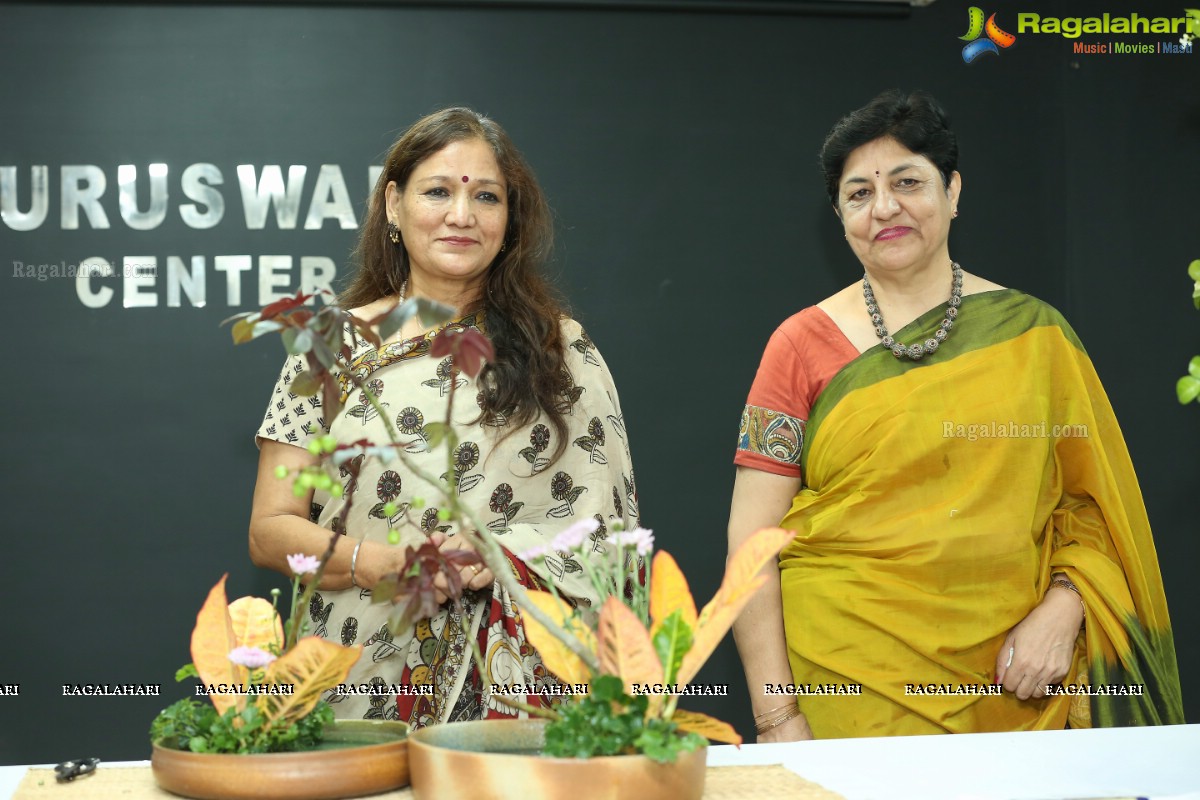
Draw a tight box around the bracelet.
[755,704,801,735]
[1049,575,1085,626]
[350,540,364,589]
[753,702,796,722]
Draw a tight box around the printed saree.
[777,290,1183,737]
[256,315,639,727]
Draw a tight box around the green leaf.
[281,327,313,356]
[371,576,398,604]
[1190,356,1200,380]
[221,310,259,327]
[651,610,693,686]
[291,370,323,397]
[1189,260,1200,282]
[415,297,458,328]
[424,422,447,448]
[174,663,199,682]
[252,320,284,339]
[378,297,458,341]
[1177,375,1200,405]
[322,320,343,359]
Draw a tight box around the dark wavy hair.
[820,90,958,208]
[341,107,572,455]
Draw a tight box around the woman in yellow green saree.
[729,90,1183,740]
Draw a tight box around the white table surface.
[2,724,1197,800]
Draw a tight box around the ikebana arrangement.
[149,290,792,798]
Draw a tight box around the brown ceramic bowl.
[407,718,706,800]
[151,719,409,800]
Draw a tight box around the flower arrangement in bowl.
[149,562,408,800]
[515,522,793,759]
[403,520,793,800]
[149,289,793,800]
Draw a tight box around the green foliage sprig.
[150,698,334,755]
[542,676,704,763]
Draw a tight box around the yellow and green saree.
[778,290,1183,737]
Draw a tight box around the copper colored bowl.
[408,718,706,800]
[151,720,409,800]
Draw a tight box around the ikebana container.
[150,719,409,800]
[407,718,706,800]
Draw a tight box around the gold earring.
[387,221,400,245]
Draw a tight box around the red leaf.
[430,328,495,378]
[260,291,314,320]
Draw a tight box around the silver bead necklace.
[862,261,963,360]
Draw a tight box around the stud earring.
[387,221,400,245]
[952,209,959,219]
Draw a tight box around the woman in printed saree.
[249,108,639,727]
[729,90,1183,740]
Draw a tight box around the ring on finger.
[470,564,482,576]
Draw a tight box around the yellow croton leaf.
[597,596,663,694]
[256,637,361,731]
[228,596,283,653]
[671,709,743,746]
[190,575,243,716]
[676,527,794,687]
[649,550,697,633]
[514,592,594,687]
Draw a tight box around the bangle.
[350,541,364,589]
[753,702,796,722]
[755,704,801,735]
[1049,575,1085,627]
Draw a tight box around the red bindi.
[461,175,469,183]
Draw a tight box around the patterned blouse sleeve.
[254,354,331,450]
[734,321,811,479]
[494,320,640,608]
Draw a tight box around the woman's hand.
[428,532,495,604]
[756,711,814,743]
[994,586,1084,700]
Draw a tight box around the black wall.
[1,0,1196,764]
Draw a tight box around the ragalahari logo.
[960,7,1017,62]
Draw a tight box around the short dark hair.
[820,90,958,207]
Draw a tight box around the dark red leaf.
[288,309,314,327]
[430,328,496,379]
[321,372,341,422]
[260,291,313,320]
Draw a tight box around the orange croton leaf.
[190,575,243,716]
[597,596,663,694]
[257,637,362,731]
[676,527,794,687]
[671,709,743,746]
[649,551,697,633]
[515,592,595,687]
[228,596,283,653]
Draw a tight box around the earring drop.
[387,221,400,245]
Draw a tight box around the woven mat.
[14,764,844,800]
